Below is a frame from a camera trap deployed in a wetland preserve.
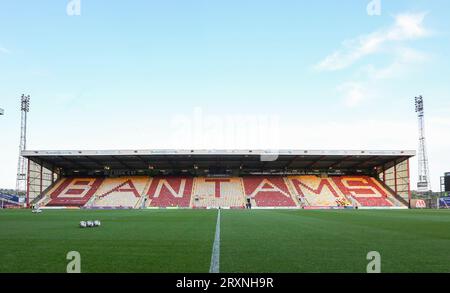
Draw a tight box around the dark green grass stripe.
[220,209,450,273]
[0,209,217,273]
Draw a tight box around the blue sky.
[0,0,449,190]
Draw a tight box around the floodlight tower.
[16,94,30,193]
[415,96,430,193]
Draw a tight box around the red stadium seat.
[40,175,401,209]
[331,176,393,207]
[145,177,193,207]
[46,177,104,207]
[242,177,296,207]
[288,176,352,207]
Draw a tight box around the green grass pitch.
[0,209,449,272]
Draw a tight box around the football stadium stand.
[22,149,414,209]
[89,176,149,208]
[439,197,450,208]
[35,175,405,209]
[0,192,22,207]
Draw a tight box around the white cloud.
[388,12,429,40]
[322,12,432,108]
[365,47,429,79]
[334,46,430,107]
[0,46,10,54]
[337,82,370,108]
[316,12,430,71]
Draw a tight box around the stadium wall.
[378,159,410,204]
[27,159,58,206]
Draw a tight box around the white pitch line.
[209,208,221,273]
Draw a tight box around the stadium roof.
[22,149,415,174]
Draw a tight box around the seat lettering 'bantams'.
[98,180,141,198]
[146,177,193,207]
[91,177,149,208]
[47,178,104,206]
[332,176,393,206]
[41,175,403,208]
[205,178,230,198]
[192,177,245,208]
[242,177,296,207]
[289,176,351,207]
